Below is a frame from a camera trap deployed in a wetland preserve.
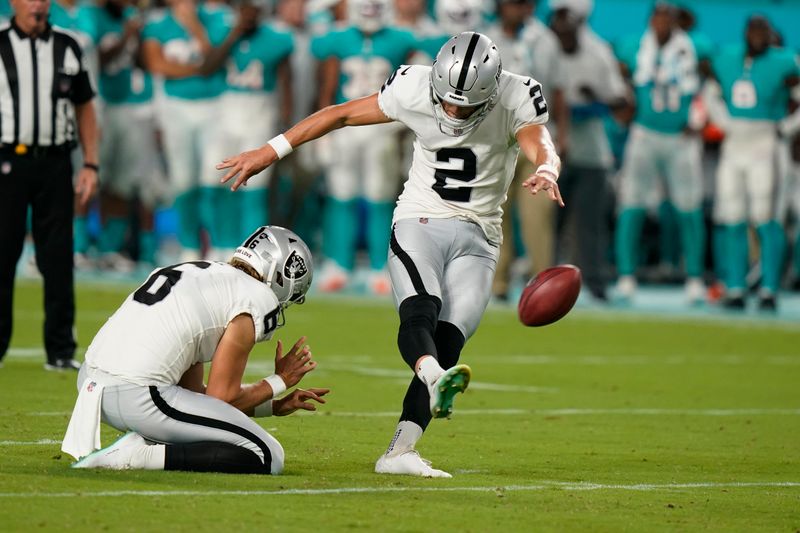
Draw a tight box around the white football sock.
[132,443,166,470]
[384,421,423,457]
[416,356,444,390]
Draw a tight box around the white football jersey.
[377,64,549,244]
[85,261,280,386]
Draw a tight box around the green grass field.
[1,280,799,532]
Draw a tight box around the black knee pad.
[397,295,442,368]
[435,321,466,369]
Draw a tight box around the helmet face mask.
[430,32,502,137]
[231,226,314,310]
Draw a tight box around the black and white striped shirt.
[0,18,94,148]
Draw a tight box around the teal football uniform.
[226,24,293,94]
[311,26,417,103]
[714,45,799,121]
[81,5,152,104]
[142,6,230,100]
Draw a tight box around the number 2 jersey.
[377,65,549,245]
[84,262,280,386]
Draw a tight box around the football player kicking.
[62,226,326,475]
[218,32,563,478]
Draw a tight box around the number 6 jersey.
[377,64,550,245]
[84,262,280,386]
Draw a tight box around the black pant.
[0,151,76,362]
[555,164,610,294]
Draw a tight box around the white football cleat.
[685,277,706,305]
[318,262,349,293]
[429,364,471,419]
[375,450,452,478]
[72,432,148,470]
[615,275,637,301]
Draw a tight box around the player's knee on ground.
[397,295,442,368]
[434,321,466,369]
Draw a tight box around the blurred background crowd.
[8,0,800,311]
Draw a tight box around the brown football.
[518,265,582,327]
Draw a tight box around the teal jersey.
[311,26,416,104]
[226,23,293,94]
[81,5,152,104]
[628,31,699,134]
[50,0,82,30]
[714,45,799,121]
[51,0,94,50]
[142,6,230,100]
[689,30,714,62]
[0,0,12,24]
[417,33,448,61]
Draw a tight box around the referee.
[0,0,98,370]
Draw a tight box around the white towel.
[634,29,698,95]
[62,377,106,460]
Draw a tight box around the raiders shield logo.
[284,251,308,280]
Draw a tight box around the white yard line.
[0,480,798,498]
[8,407,800,422]
[0,439,61,446]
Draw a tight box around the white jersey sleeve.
[377,64,424,122]
[84,262,280,386]
[504,73,550,135]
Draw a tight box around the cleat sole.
[431,364,471,419]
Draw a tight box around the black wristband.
[83,162,99,172]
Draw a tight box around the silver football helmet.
[348,0,393,34]
[430,31,502,136]
[435,0,484,36]
[231,226,314,308]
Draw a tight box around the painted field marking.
[6,407,799,424]
[0,480,798,498]
[0,439,61,446]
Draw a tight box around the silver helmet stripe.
[454,32,481,96]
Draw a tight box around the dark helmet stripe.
[454,32,481,95]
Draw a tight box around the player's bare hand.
[273,388,330,417]
[273,336,315,388]
[75,166,98,208]
[523,172,565,207]
[216,145,276,191]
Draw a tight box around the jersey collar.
[10,17,53,41]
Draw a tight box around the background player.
[141,0,230,261]
[706,15,799,310]
[614,2,706,304]
[199,0,294,253]
[82,0,165,272]
[310,0,417,295]
[62,226,327,474]
[217,32,563,477]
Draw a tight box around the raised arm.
[217,93,393,190]
[516,123,564,207]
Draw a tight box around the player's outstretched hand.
[216,145,277,191]
[274,336,315,388]
[523,171,565,207]
[273,388,330,417]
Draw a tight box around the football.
[518,265,582,327]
